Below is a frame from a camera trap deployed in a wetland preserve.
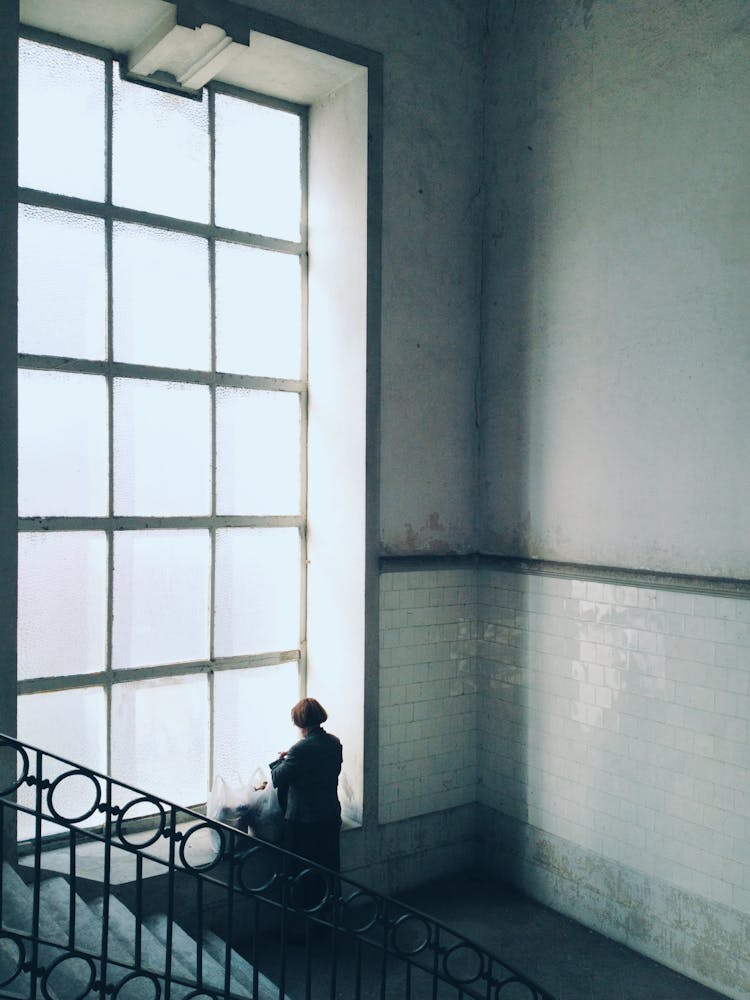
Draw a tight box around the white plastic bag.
[245,772,285,844]
[339,771,360,825]
[207,767,284,844]
[207,772,252,833]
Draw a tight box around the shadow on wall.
[478,0,578,870]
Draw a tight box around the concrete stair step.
[203,929,253,988]
[89,894,194,999]
[202,929,286,1000]
[1,863,72,999]
[39,876,158,1000]
[39,875,101,953]
[3,866,168,1000]
[145,912,245,994]
[3,862,289,1000]
[146,912,289,1000]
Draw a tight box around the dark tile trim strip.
[378,553,750,600]
[379,554,479,573]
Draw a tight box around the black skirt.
[284,819,341,912]
[284,819,341,872]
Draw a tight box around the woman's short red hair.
[291,697,328,729]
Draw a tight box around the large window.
[16,32,308,814]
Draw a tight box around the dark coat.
[269,727,343,824]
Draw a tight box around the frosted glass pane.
[19,39,105,201]
[215,528,301,657]
[17,688,106,838]
[18,370,108,517]
[112,675,208,805]
[113,72,209,223]
[216,243,302,378]
[114,379,211,516]
[213,663,298,779]
[113,530,210,669]
[18,532,107,680]
[216,389,301,515]
[113,222,210,370]
[18,205,106,360]
[215,96,301,240]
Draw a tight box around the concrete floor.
[398,872,730,1000]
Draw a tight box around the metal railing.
[0,734,555,999]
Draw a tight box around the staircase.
[1,861,281,999]
[0,734,555,999]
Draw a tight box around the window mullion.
[208,84,217,785]
[299,108,310,700]
[104,50,114,779]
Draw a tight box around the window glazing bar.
[18,187,305,256]
[18,516,304,531]
[212,79,307,117]
[17,354,305,394]
[17,650,301,696]
[20,24,113,61]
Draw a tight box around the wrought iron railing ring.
[0,930,25,989]
[339,887,380,933]
[46,768,103,825]
[390,910,433,956]
[115,796,167,848]
[442,940,485,986]
[0,737,30,796]
[41,950,97,1000]
[233,842,281,893]
[110,969,162,1000]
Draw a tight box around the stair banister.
[0,732,556,999]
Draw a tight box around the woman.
[269,697,343,872]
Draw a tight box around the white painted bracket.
[127,7,247,92]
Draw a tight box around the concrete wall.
[477,3,750,994]
[480,0,750,578]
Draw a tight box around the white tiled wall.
[376,560,749,994]
[478,568,750,915]
[378,568,478,824]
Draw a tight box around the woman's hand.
[277,750,288,759]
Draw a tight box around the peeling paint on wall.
[427,512,445,532]
[577,0,595,30]
[382,515,475,556]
